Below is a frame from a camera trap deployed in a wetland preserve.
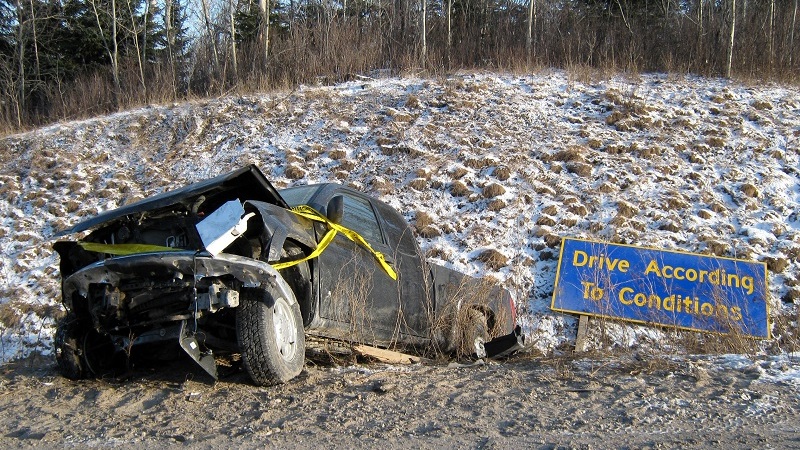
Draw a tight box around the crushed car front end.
[52,166,306,381]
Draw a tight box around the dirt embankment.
[1,353,799,449]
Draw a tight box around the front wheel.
[236,289,305,385]
[55,313,90,379]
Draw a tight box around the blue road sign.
[551,238,770,338]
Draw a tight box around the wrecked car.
[53,165,523,385]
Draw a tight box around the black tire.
[54,313,90,380]
[236,289,305,385]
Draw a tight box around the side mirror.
[327,195,344,224]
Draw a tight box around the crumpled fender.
[244,200,318,261]
[62,251,297,310]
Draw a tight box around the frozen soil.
[2,71,799,360]
[1,71,799,448]
[2,352,799,449]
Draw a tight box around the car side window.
[340,194,384,246]
[374,201,418,256]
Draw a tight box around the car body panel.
[53,165,522,381]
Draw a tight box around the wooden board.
[575,315,590,353]
[352,345,423,364]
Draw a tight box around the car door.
[316,190,402,345]
[372,201,432,338]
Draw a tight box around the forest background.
[1,0,798,133]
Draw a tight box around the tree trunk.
[14,0,25,127]
[791,0,798,67]
[526,0,535,66]
[726,0,736,78]
[445,0,452,67]
[259,0,270,66]
[230,0,238,81]
[420,0,426,66]
[126,0,147,101]
[768,0,775,69]
[91,0,120,105]
[202,0,220,76]
[165,0,176,99]
[28,0,40,79]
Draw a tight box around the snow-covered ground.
[1,71,798,362]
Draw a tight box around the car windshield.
[279,185,320,207]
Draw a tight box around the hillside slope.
[1,71,798,361]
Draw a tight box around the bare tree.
[230,0,237,81]
[259,0,269,65]
[124,0,147,99]
[201,0,220,75]
[446,0,452,67]
[90,0,121,103]
[792,0,798,67]
[420,0,426,65]
[164,0,176,98]
[526,0,535,66]
[726,0,736,78]
[12,0,24,126]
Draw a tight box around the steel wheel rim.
[273,297,298,361]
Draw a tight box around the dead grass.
[284,165,306,180]
[408,178,427,191]
[482,183,506,198]
[451,167,468,179]
[493,166,512,181]
[475,249,508,270]
[329,149,347,160]
[426,275,510,359]
[487,199,506,212]
[450,181,470,197]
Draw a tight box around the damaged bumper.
[62,251,293,314]
[484,326,525,359]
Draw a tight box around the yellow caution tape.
[272,205,398,281]
[78,242,183,255]
[76,205,397,281]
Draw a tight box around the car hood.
[54,165,289,237]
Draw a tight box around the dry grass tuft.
[418,226,442,238]
[405,94,421,109]
[337,160,356,172]
[482,183,506,198]
[566,161,592,177]
[415,210,434,228]
[408,178,427,191]
[451,166,468,179]
[542,204,558,216]
[616,200,639,218]
[370,177,395,194]
[329,149,347,160]
[740,183,759,198]
[487,199,506,212]
[762,256,789,274]
[493,166,512,181]
[0,303,21,328]
[536,216,557,227]
[465,157,492,170]
[706,136,726,148]
[751,99,774,110]
[450,180,470,197]
[475,249,509,270]
[284,165,306,180]
[414,212,445,237]
[551,145,587,163]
